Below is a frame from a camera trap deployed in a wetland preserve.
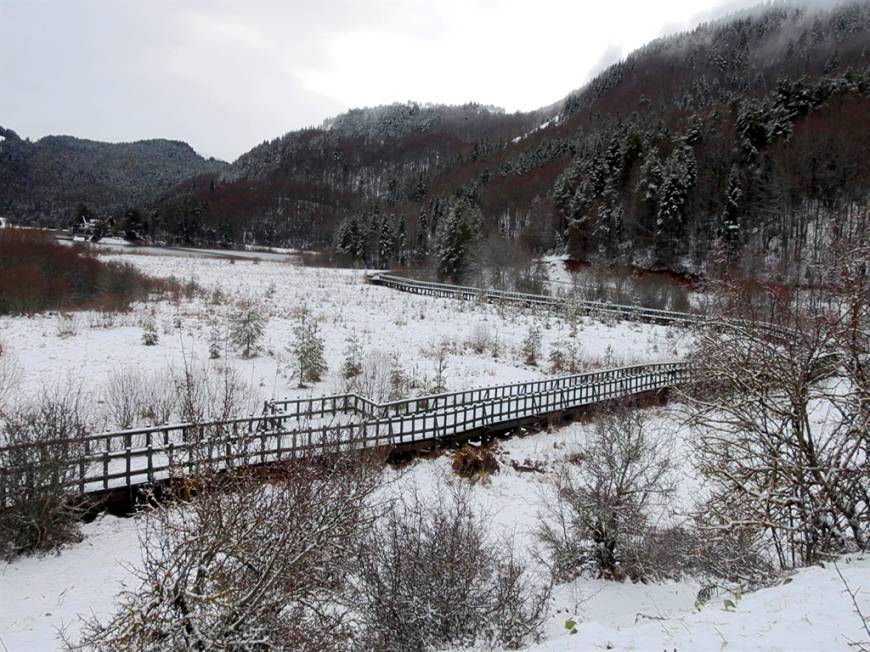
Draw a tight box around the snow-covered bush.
[228,301,267,358]
[465,322,492,354]
[55,312,78,338]
[141,318,159,345]
[538,407,675,582]
[0,384,89,560]
[352,482,550,650]
[548,340,582,374]
[73,445,385,651]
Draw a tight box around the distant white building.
[0,217,8,229]
[73,214,99,237]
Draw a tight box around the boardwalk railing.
[266,362,687,420]
[369,273,702,325]
[368,273,800,341]
[0,362,690,499]
[1,270,806,501]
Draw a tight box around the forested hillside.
[159,2,870,279]
[4,2,869,280]
[0,128,226,228]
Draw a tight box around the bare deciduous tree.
[688,283,869,575]
[352,482,550,651]
[537,407,676,582]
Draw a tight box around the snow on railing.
[368,273,701,325]
[2,270,807,499]
[0,362,691,498]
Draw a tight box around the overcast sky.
[0,0,810,161]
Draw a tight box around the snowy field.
[1,251,868,650]
[2,411,869,650]
[0,252,689,421]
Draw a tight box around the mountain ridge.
[2,1,868,280]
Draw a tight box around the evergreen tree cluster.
[6,3,868,279]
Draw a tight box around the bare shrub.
[172,357,252,426]
[548,340,582,374]
[351,483,550,650]
[71,446,385,651]
[341,349,403,403]
[466,322,492,354]
[635,275,691,312]
[101,368,145,430]
[689,305,870,573]
[0,384,89,559]
[452,444,500,480]
[138,369,179,426]
[537,407,675,582]
[0,228,172,315]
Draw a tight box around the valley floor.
[2,420,868,650]
[1,252,867,650]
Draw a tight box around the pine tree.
[341,333,363,380]
[378,218,397,267]
[430,349,449,394]
[141,319,159,346]
[290,316,327,387]
[336,215,368,263]
[637,147,663,204]
[229,302,267,358]
[396,219,408,266]
[720,165,743,258]
[654,144,697,263]
[415,209,430,261]
[522,325,542,366]
[435,203,482,283]
[207,321,223,359]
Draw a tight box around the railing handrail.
[371,273,702,322]
[1,361,691,496]
[267,361,686,416]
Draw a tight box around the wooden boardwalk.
[369,273,701,325]
[1,362,689,500]
[1,272,702,501]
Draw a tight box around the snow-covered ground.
[1,252,689,421]
[2,251,866,651]
[2,409,868,651]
